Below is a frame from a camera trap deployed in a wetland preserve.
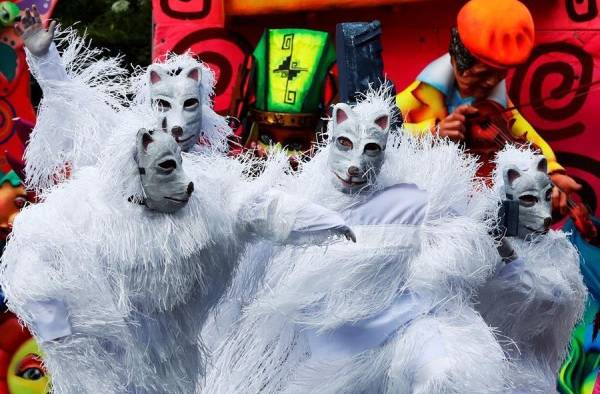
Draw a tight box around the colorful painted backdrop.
[152,0,600,217]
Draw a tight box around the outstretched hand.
[14,5,56,57]
[340,226,357,243]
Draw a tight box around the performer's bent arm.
[238,189,355,245]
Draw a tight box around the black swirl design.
[509,42,594,141]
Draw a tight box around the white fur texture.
[205,127,507,393]
[25,27,129,194]
[1,101,321,393]
[25,29,232,196]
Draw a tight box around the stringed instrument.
[464,99,598,245]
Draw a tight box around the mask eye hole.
[519,194,538,207]
[364,143,382,156]
[545,188,552,201]
[158,159,177,173]
[337,137,353,150]
[184,98,199,110]
[154,99,171,112]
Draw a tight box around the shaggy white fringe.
[25,29,233,196]
[205,127,506,392]
[1,98,304,393]
[25,27,129,195]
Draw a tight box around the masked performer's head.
[327,90,393,194]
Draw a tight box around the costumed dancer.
[477,146,586,393]
[0,101,355,393]
[396,0,581,214]
[205,87,508,393]
[15,7,230,194]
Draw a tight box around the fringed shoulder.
[25,27,129,195]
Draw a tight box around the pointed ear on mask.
[503,166,521,189]
[536,156,548,174]
[372,112,390,132]
[148,65,168,85]
[137,128,154,153]
[332,103,353,128]
[183,66,202,83]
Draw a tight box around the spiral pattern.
[509,42,594,140]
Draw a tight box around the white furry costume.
[477,146,587,393]
[1,105,352,393]
[205,91,508,393]
[24,29,230,194]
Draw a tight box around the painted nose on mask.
[171,126,184,139]
[187,182,194,196]
[347,166,361,177]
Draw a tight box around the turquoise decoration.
[0,170,22,187]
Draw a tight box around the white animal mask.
[135,128,194,213]
[327,102,390,194]
[502,155,552,239]
[149,65,203,152]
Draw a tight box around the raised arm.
[16,6,67,82]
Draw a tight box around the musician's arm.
[396,81,446,135]
[509,107,564,173]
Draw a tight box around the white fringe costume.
[23,28,231,194]
[477,146,587,393]
[2,30,353,394]
[205,92,508,393]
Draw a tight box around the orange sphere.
[457,0,535,68]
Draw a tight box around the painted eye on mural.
[14,196,27,209]
[519,194,539,207]
[363,143,382,156]
[259,133,274,145]
[16,354,46,380]
[184,98,199,110]
[337,137,353,150]
[18,367,45,380]
[154,99,172,112]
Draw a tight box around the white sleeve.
[239,189,349,245]
[25,298,72,342]
[27,42,69,84]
